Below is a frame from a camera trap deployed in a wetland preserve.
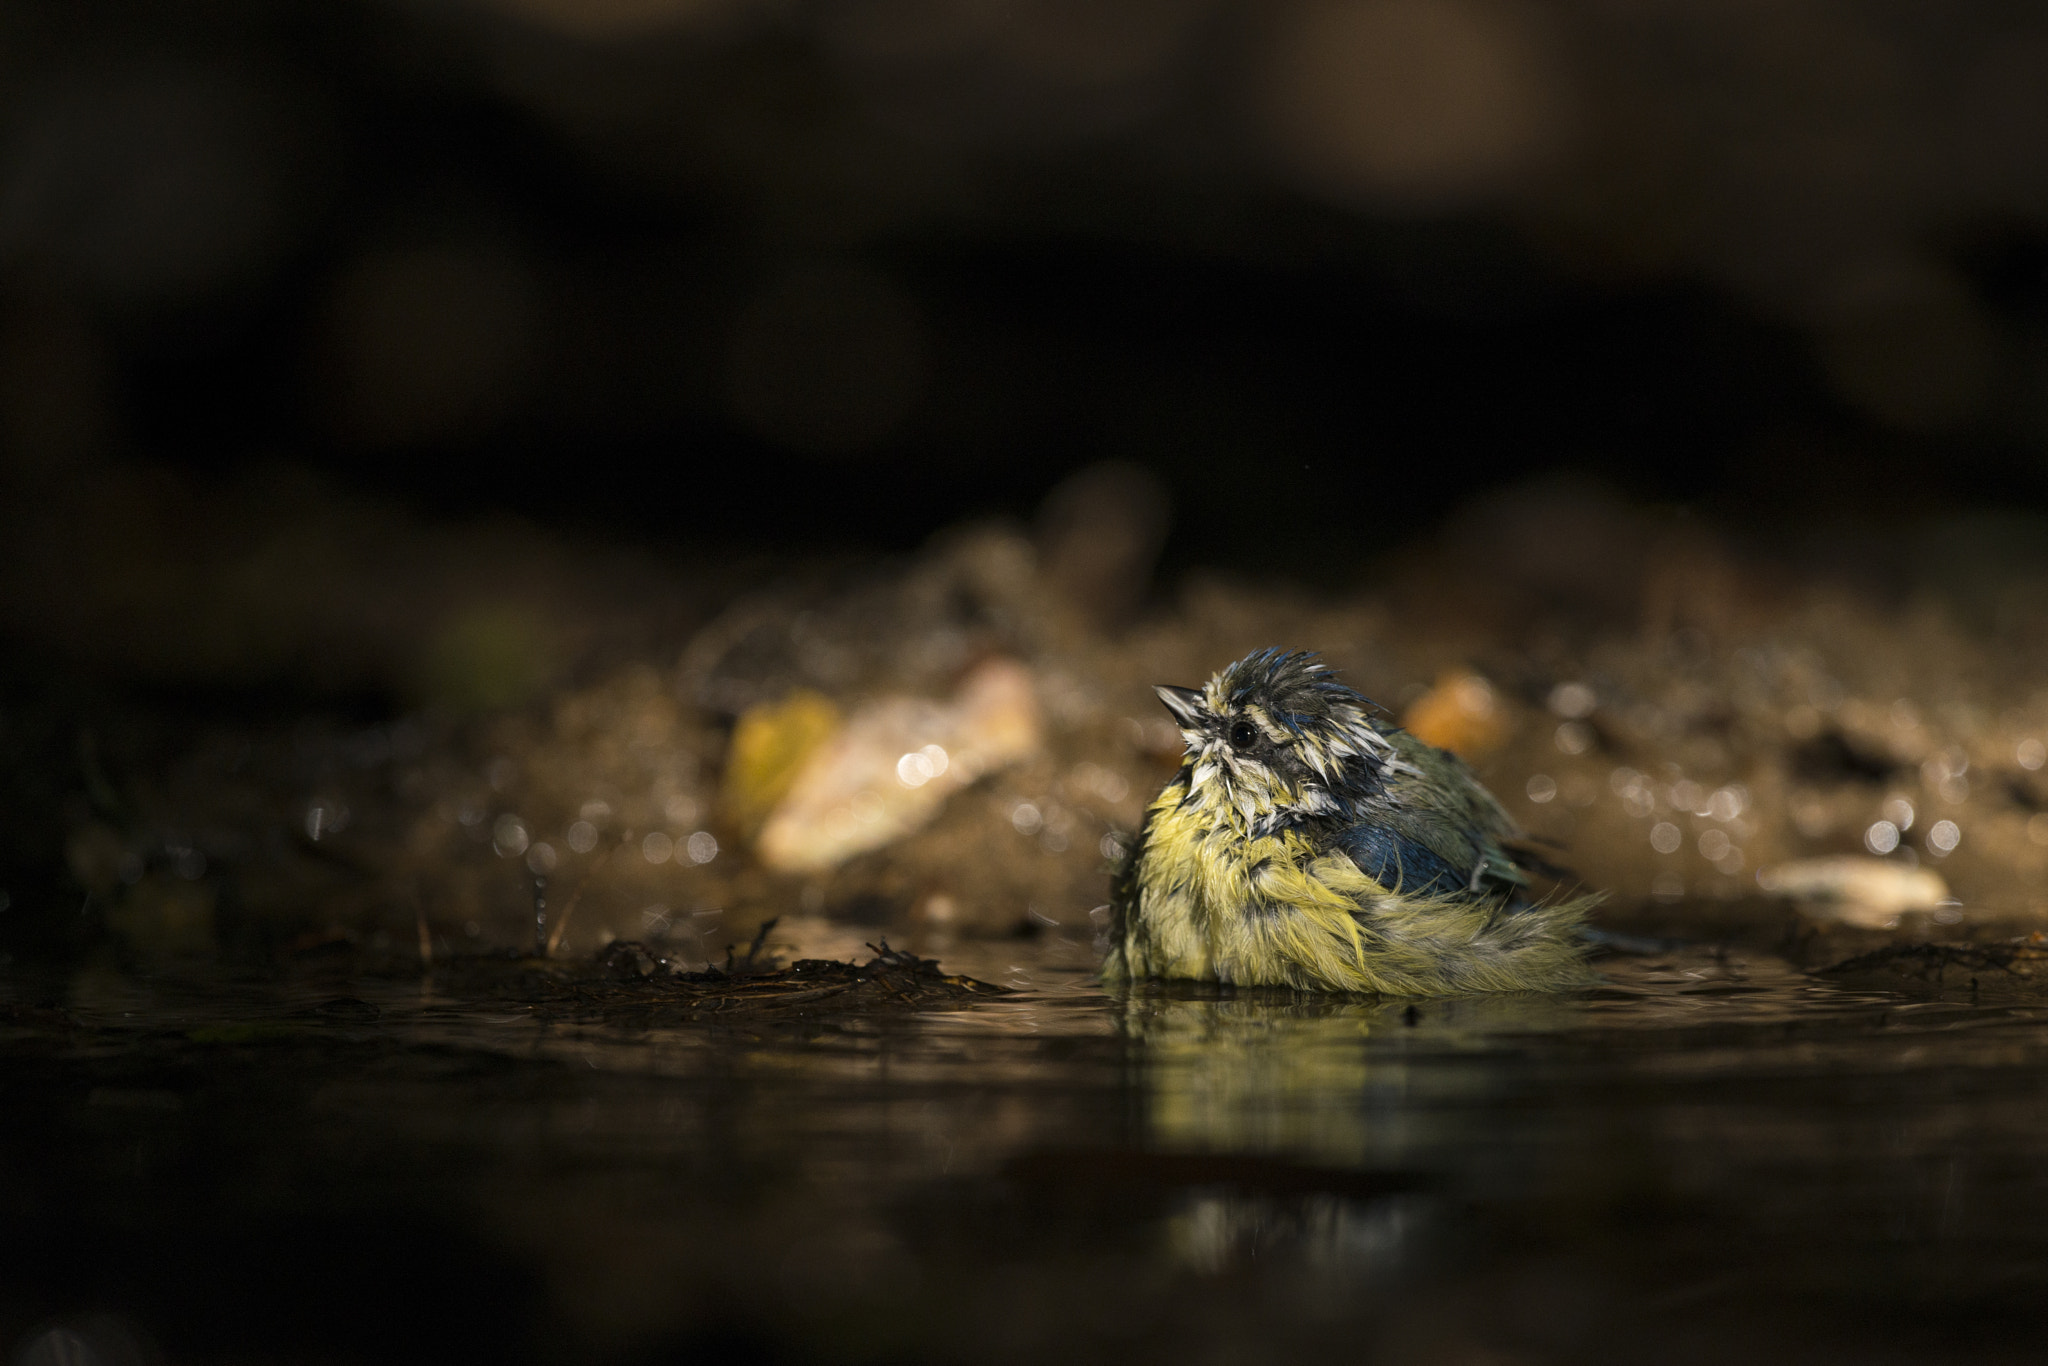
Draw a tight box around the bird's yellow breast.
[1118,789,1387,985]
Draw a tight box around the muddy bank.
[9,461,2048,969]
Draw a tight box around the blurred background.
[7,0,2048,541]
[9,0,2048,961]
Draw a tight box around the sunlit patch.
[895,743,951,790]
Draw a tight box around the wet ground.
[7,930,2047,1365]
[12,467,2048,1362]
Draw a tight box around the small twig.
[733,917,780,973]
[871,974,915,1004]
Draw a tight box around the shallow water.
[5,937,2047,1365]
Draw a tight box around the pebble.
[755,659,1042,874]
[1755,856,1951,929]
[1402,669,1506,759]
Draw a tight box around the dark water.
[5,940,2046,1365]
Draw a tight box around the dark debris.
[1819,932,2048,981]
[511,935,1009,1020]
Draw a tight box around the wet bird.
[1105,649,1596,995]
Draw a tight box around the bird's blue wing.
[1337,822,1468,898]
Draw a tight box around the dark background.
[6,0,2048,571]
[6,13,2048,1362]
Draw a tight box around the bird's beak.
[1153,685,1203,725]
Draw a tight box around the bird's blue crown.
[1156,648,1412,836]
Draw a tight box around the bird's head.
[1154,648,1400,835]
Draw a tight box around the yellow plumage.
[1104,649,1598,997]
[1109,786,1594,995]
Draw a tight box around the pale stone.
[755,659,1042,874]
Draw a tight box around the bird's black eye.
[1229,720,1259,750]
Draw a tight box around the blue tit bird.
[1105,649,1597,996]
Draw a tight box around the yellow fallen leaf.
[720,689,842,837]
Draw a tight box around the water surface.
[5,939,2044,1364]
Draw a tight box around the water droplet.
[896,751,934,788]
[1525,774,1557,803]
[1865,820,1900,855]
[2018,738,2046,771]
[566,820,599,854]
[686,831,719,864]
[306,799,351,841]
[493,814,530,858]
[1011,801,1044,836]
[1650,822,1682,854]
[641,831,674,864]
[1881,796,1915,831]
[1548,681,1596,719]
[1927,819,1961,855]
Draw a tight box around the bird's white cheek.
[1297,788,1338,815]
